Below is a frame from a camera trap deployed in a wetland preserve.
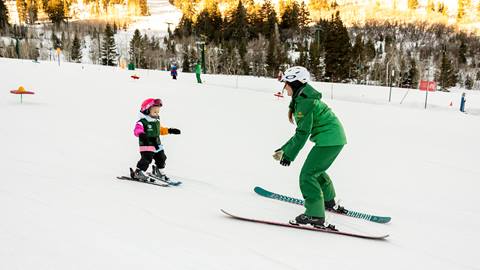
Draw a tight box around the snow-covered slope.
[129,0,182,35]
[1,57,479,270]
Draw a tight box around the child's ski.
[254,186,391,224]
[146,172,182,186]
[221,209,389,240]
[116,176,169,187]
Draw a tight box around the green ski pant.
[300,145,343,218]
[196,73,202,83]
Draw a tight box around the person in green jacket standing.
[273,66,347,230]
[195,62,202,84]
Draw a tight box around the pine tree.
[51,32,62,49]
[279,0,300,40]
[465,74,474,90]
[459,40,467,65]
[100,23,118,66]
[230,1,248,52]
[403,58,418,88]
[266,24,280,77]
[324,12,351,82]
[175,14,193,38]
[46,0,65,25]
[296,41,308,67]
[309,38,322,80]
[194,0,222,43]
[298,1,310,39]
[0,0,10,31]
[141,33,151,68]
[182,44,190,72]
[174,0,194,38]
[244,0,262,39]
[71,34,82,63]
[129,29,144,67]
[438,50,457,90]
[364,38,376,61]
[350,34,364,80]
[260,0,277,39]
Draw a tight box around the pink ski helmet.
[140,98,162,114]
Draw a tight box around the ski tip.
[372,216,392,224]
[372,234,390,240]
[220,209,234,217]
[253,186,267,193]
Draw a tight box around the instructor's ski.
[254,186,391,224]
[221,209,389,240]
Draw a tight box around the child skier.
[171,64,178,80]
[273,66,347,231]
[131,98,181,182]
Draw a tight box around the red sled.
[131,75,140,80]
[274,92,284,98]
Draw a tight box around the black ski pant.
[136,150,167,171]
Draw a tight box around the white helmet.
[281,66,310,84]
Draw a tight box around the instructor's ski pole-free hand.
[273,149,291,166]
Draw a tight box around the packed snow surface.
[1,57,479,270]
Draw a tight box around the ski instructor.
[273,66,347,230]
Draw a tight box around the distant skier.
[195,62,202,84]
[131,98,181,182]
[460,92,466,113]
[171,64,178,80]
[273,66,347,230]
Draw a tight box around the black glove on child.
[168,128,181,135]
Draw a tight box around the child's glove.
[168,128,181,135]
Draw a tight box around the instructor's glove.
[272,149,284,161]
[168,128,181,135]
[273,148,291,166]
[280,158,291,167]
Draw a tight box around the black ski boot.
[152,165,169,181]
[325,200,348,214]
[291,214,338,231]
[130,168,151,182]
